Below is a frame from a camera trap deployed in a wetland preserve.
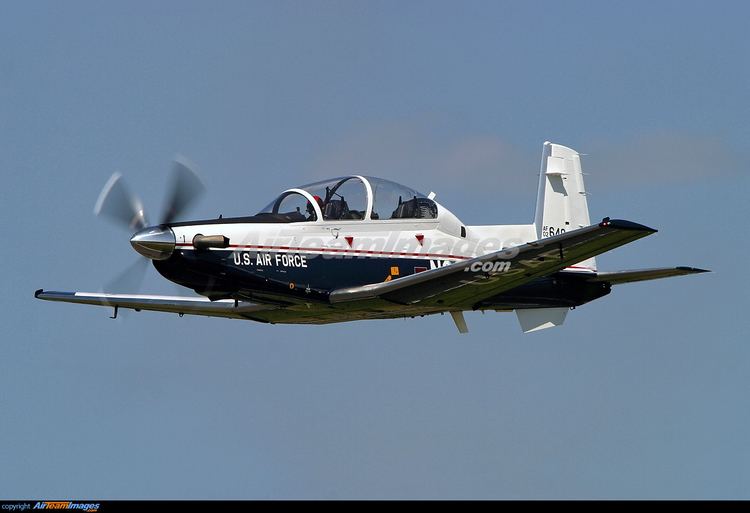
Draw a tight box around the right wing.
[330,218,657,308]
[35,290,279,321]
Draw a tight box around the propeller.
[94,156,205,294]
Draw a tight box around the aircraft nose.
[130,225,176,260]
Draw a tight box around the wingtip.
[676,266,711,274]
[600,217,657,233]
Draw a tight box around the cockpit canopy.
[258,176,438,222]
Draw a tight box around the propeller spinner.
[129,225,176,260]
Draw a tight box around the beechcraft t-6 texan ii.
[36,142,708,333]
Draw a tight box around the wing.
[35,290,278,321]
[330,218,657,308]
[587,266,709,285]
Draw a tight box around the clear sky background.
[1,0,748,499]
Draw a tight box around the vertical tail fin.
[533,141,596,271]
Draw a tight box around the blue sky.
[1,1,748,499]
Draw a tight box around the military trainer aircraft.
[36,142,708,333]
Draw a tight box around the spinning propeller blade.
[94,172,147,231]
[160,155,205,225]
[102,257,149,294]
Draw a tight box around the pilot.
[306,195,324,220]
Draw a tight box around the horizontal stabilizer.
[587,266,709,285]
[516,307,569,333]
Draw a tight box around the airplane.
[35,142,709,333]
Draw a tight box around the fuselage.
[153,213,609,311]
[123,174,609,316]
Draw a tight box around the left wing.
[35,290,278,320]
[330,218,656,309]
